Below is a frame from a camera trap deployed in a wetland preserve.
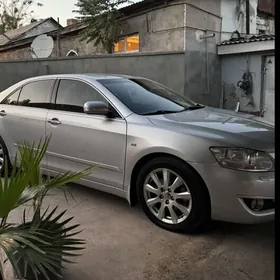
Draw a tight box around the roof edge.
[3,17,62,45]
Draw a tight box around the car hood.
[147,107,275,152]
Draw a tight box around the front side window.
[1,89,21,105]
[98,78,198,115]
[18,80,54,108]
[55,79,108,113]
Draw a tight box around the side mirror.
[83,101,113,117]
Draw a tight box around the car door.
[0,79,55,168]
[45,78,127,190]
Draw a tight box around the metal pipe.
[56,17,61,57]
[202,32,216,95]
[246,0,250,34]
[235,102,240,112]
[200,33,215,39]
[205,36,210,95]
[183,3,187,51]
[260,56,266,117]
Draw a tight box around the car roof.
[22,73,139,82]
[1,74,138,99]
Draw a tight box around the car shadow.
[57,183,274,280]
[65,182,274,241]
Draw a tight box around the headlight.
[210,147,274,172]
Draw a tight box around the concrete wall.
[121,3,185,52]
[186,0,221,16]
[221,51,274,113]
[184,3,222,107]
[0,50,222,108]
[0,52,186,95]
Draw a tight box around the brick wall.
[59,35,105,57]
[0,34,106,61]
[0,46,31,60]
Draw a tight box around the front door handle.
[48,118,61,126]
[0,110,7,117]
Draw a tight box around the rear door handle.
[0,110,7,117]
[48,118,61,126]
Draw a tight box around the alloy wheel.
[143,168,192,225]
[0,142,4,171]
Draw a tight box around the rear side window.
[18,80,55,108]
[1,89,21,105]
[55,79,108,113]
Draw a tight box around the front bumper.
[191,162,275,224]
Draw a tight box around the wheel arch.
[0,135,12,172]
[129,152,211,212]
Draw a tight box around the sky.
[33,0,141,27]
[33,0,79,26]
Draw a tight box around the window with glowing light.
[114,34,139,53]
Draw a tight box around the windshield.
[98,78,198,115]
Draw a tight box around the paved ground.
[5,184,275,280]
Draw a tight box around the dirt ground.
[5,183,275,280]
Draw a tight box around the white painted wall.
[221,0,258,42]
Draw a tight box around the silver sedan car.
[0,74,275,232]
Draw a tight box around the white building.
[221,0,274,42]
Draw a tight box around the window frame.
[1,78,56,109]
[66,50,78,57]
[0,88,22,105]
[53,78,123,119]
[17,79,56,109]
[114,33,140,54]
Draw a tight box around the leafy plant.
[15,207,85,280]
[0,157,49,280]
[74,0,129,53]
[0,136,93,280]
[0,0,43,33]
[18,136,92,224]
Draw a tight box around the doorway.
[262,55,275,123]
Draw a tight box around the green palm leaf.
[1,136,90,280]
[15,208,85,280]
[0,225,51,280]
[0,157,34,218]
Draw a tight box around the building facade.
[0,18,61,60]
[0,0,223,59]
[218,36,275,122]
[221,0,275,42]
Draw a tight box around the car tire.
[136,156,211,233]
[0,137,12,177]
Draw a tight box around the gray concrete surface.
[0,52,186,96]
[5,183,275,280]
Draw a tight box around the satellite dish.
[30,34,54,58]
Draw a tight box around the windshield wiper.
[187,104,205,110]
[143,105,205,115]
[142,110,179,116]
